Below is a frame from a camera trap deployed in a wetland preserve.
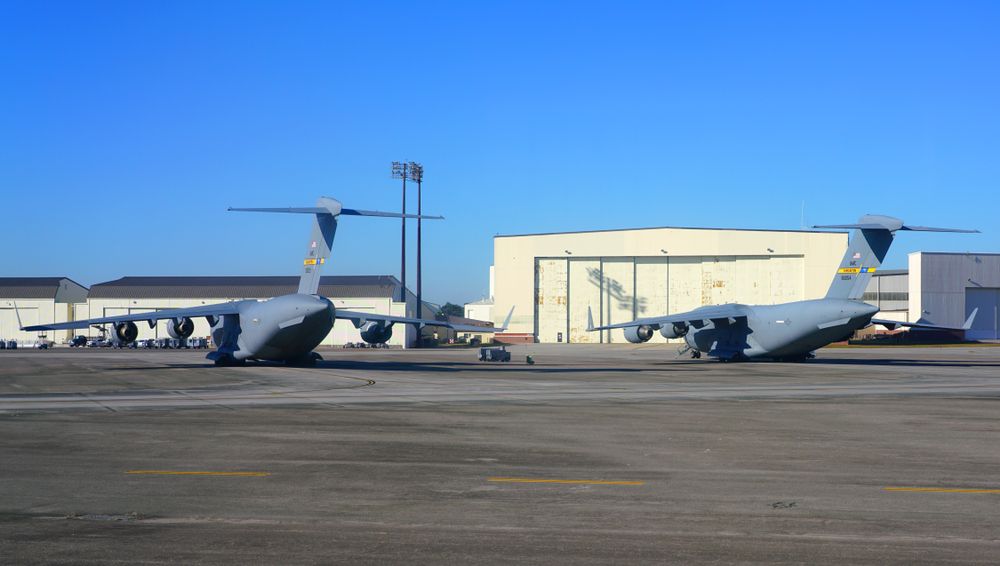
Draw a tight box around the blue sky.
[2,1,997,304]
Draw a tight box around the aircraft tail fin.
[229,196,443,295]
[814,215,978,300]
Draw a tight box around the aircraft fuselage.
[682,299,879,360]
[211,294,336,363]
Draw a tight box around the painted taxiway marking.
[884,487,1000,494]
[125,470,270,477]
[488,477,644,486]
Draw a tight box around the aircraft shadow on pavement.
[311,360,645,374]
[800,358,1000,369]
[99,360,647,373]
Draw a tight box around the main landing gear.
[209,352,245,367]
[287,352,324,367]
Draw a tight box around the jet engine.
[112,321,139,344]
[166,317,195,339]
[659,322,689,339]
[359,321,393,344]
[623,325,655,344]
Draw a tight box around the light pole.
[391,162,411,305]
[410,163,424,329]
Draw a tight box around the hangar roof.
[494,225,845,239]
[0,277,88,300]
[88,276,404,300]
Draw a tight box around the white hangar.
[0,277,89,344]
[490,225,848,344]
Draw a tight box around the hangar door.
[535,259,568,343]
[0,307,38,340]
[966,288,999,340]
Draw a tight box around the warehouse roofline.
[0,277,89,300]
[909,251,1000,256]
[494,225,847,239]
[88,275,406,300]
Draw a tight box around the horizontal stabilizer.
[228,206,443,220]
[897,225,980,233]
[814,223,979,233]
[228,206,329,214]
[813,214,979,234]
[342,208,444,220]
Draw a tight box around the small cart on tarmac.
[478,346,511,362]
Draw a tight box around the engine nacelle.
[623,325,655,344]
[359,321,393,344]
[112,321,139,344]
[659,322,689,339]
[166,317,195,339]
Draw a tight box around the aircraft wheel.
[213,355,244,367]
[287,352,322,367]
[691,351,701,359]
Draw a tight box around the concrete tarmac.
[2,344,1000,564]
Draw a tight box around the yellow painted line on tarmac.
[488,477,644,486]
[125,470,270,477]
[884,487,1000,494]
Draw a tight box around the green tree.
[436,302,465,320]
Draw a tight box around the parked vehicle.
[69,335,87,347]
[478,346,511,362]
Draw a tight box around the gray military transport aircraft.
[587,215,979,361]
[22,197,512,366]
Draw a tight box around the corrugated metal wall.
[535,255,805,343]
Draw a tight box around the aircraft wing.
[336,306,514,333]
[20,302,245,332]
[587,304,749,331]
[871,308,978,332]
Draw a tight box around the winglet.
[498,306,515,331]
[963,308,979,331]
[586,306,595,331]
[13,299,24,330]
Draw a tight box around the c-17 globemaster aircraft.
[23,197,512,366]
[587,215,979,361]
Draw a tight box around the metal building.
[75,275,426,348]
[859,253,1000,340]
[0,277,89,344]
[911,252,1000,340]
[492,225,847,343]
[862,269,910,322]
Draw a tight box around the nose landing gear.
[676,345,702,359]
